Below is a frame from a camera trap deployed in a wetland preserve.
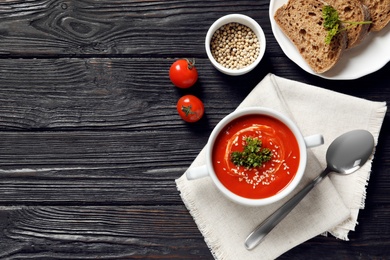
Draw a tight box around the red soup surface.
[212,114,300,199]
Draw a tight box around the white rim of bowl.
[206,107,307,206]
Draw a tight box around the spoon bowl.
[327,130,374,174]
[245,129,375,250]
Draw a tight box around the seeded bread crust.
[326,0,371,48]
[360,0,390,31]
[274,0,347,73]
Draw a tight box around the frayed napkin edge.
[175,176,226,260]
[358,102,387,211]
[328,101,387,240]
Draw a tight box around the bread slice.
[326,0,371,48]
[360,0,390,31]
[274,0,347,73]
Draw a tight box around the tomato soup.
[212,114,300,199]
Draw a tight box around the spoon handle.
[244,167,331,250]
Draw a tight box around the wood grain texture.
[0,58,253,130]
[0,206,212,259]
[0,58,387,130]
[0,205,388,259]
[0,0,266,57]
[0,0,388,259]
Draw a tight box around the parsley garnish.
[322,5,372,44]
[230,137,272,168]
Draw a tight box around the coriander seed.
[210,22,260,70]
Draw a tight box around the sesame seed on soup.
[212,114,300,199]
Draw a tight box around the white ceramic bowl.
[186,107,324,206]
[205,14,266,76]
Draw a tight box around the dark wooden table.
[0,1,388,259]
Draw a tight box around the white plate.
[269,0,390,80]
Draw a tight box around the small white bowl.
[205,14,266,76]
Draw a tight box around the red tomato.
[169,59,198,88]
[176,95,204,123]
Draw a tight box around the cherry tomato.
[176,95,204,123]
[169,59,198,88]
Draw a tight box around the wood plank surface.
[0,0,388,259]
[0,0,265,57]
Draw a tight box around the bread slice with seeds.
[326,0,371,48]
[360,0,390,31]
[274,0,347,73]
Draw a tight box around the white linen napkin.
[175,73,387,259]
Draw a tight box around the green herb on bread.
[323,5,372,44]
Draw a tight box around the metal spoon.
[245,129,375,250]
